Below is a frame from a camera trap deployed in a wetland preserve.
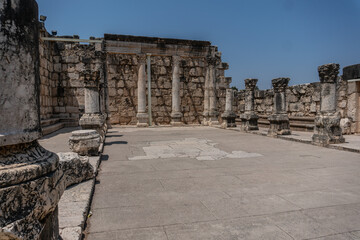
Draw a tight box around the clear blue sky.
[37,0,360,90]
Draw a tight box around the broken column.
[268,78,291,136]
[221,89,237,128]
[69,130,101,156]
[79,71,106,140]
[312,63,345,145]
[0,1,64,239]
[136,54,149,127]
[240,78,259,131]
[208,56,220,126]
[171,56,183,125]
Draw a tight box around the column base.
[221,111,237,129]
[208,111,219,126]
[202,112,209,126]
[312,112,345,146]
[267,114,291,136]
[136,113,149,127]
[171,112,183,126]
[79,113,106,140]
[0,141,65,240]
[240,112,259,131]
[69,130,101,156]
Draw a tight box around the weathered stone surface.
[312,113,345,145]
[58,152,94,188]
[69,130,100,156]
[343,64,360,81]
[79,113,106,140]
[240,79,259,131]
[312,63,345,145]
[268,78,291,136]
[240,112,259,131]
[221,89,236,128]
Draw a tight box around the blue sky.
[37,0,360,90]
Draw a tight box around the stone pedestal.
[79,113,106,140]
[137,55,149,127]
[268,78,291,136]
[0,1,64,239]
[171,56,183,126]
[79,75,106,139]
[312,63,345,145]
[69,130,101,156]
[221,89,236,128]
[240,78,259,131]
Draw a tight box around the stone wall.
[235,78,356,132]
[106,54,222,125]
[39,29,59,120]
[38,34,230,126]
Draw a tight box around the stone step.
[41,118,60,127]
[237,117,314,132]
[42,122,65,136]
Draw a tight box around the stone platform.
[84,126,360,240]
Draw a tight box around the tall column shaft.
[137,55,147,114]
[202,66,210,125]
[224,89,233,112]
[208,64,217,114]
[172,56,181,114]
[136,55,149,127]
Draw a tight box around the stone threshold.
[58,155,102,240]
[221,126,360,154]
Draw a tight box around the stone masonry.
[240,78,259,131]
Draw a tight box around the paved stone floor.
[86,126,360,240]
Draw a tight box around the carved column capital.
[272,77,289,92]
[318,63,340,83]
[138,54,147,64]
[206,56,220,67]
[244,78,258,91]
[82,70,100,88]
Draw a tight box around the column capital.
[272,77,289,92]
[244,78,258,91]
[172,55,181,65]
[138,54,147,64]
[82,70,100,88]
[206,56,220,67]
[318,63,340,83]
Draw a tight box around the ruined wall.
[51,41,104,126]
[236,79,351,122]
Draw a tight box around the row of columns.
[221,63,344,145]
[136,54,219,127]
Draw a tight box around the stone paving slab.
[85,126,360,240]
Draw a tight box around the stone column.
[208,57,219,126]
[79,71,106,140]
[171,56,183,125]
[240,79,259,131]
[343,64,360,134]
[136,54,149,127]
[221,89,237,128]
[202,65,210,125]
[312,63,345,145]
[0,1,64,239]
[268,78,291,136]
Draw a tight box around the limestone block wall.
[39,29,59,120]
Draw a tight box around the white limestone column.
[171,56,183,125]
[208,57,219,125]
[203,65,210,125]
[85,86,100,114]
[136,54,149,127]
